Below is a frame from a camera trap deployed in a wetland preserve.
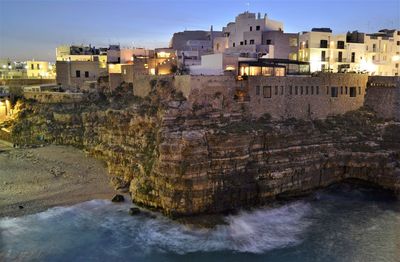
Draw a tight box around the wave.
[0,200,312,260]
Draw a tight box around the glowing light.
[309,55,323,73]
[2,65,6,69]
[392,55,400,62]
[225,66,235,71]
[359,58,376,73]
[150,68,156,75]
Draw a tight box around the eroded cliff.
[4,79,400,216]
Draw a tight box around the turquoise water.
[1,183,399,262]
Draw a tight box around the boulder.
[129,207,141,216]
[111,194,125,203]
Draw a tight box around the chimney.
[257,12,261,19]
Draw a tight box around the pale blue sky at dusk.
[0,0,399,61]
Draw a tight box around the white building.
[223,11,283,52]
[363,29,400,76]
[298,28,351,73]
[299,28,400,75]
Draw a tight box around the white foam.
[0,200,312,260]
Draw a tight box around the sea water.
[1,183,399,262]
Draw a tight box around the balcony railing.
[335,58,347,62]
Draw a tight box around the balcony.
[335,58,347,62]
[321,57,329,62]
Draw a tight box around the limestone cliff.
[5,79,400,217]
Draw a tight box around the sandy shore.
[0,144,115,218]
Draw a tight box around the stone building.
[56,60,107,90]
[170,29,223,67]
[189,12,300,75]
[246,73,368,119]
[365,76,400,120]
[223,12,283,51]
[26,61,55,79]
[0,86,11,120]
[130,73,368,120]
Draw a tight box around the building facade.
[299,28,400,76]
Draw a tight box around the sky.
[0,0,399,61]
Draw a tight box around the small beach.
[0,144,114,218]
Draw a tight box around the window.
[295,86,298,95]
[331,87,338,97]
[396,63,399,68]
[280,86,284,95]
[250,39,255,45]
[351,52,355,63]
[373,43,376,52]
[345,86,348,94]
[289,37,298,47]
[256,86,260,95]
[358,86,361,95]
[31,64,34,70]
[372,55,376,61]
[320,40,328,48]
[256,25,260,31]
[397,41,400,46]
[76,70,80,78]
[266,39,272,45]
[244,40,247,45]
[338,51,343,62]
[337,41,345,49]
[289,86,293,95]
[274,86,278,95]
[37,64,40,69]
[240,41,244,46]
[349,87,356,97]
[250,26,253,31]
[316,86,319,95]
[326,86,329,95]
[340,86,343,94]
[311,86,314,95]
[263,86,271,98]
[306,86,309,95]
[300,86,303,95]
[85,71,89,78]
[321,51,326,61]
[233,42,235,47]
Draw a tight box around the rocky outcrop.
[5,79,400,217]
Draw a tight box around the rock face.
[6,79,400,217]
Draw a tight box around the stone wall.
[365,76,400,121]
[0,78,55,87]
[247,73,368,119]
[23,91,84,104]
[130,73,368,120]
